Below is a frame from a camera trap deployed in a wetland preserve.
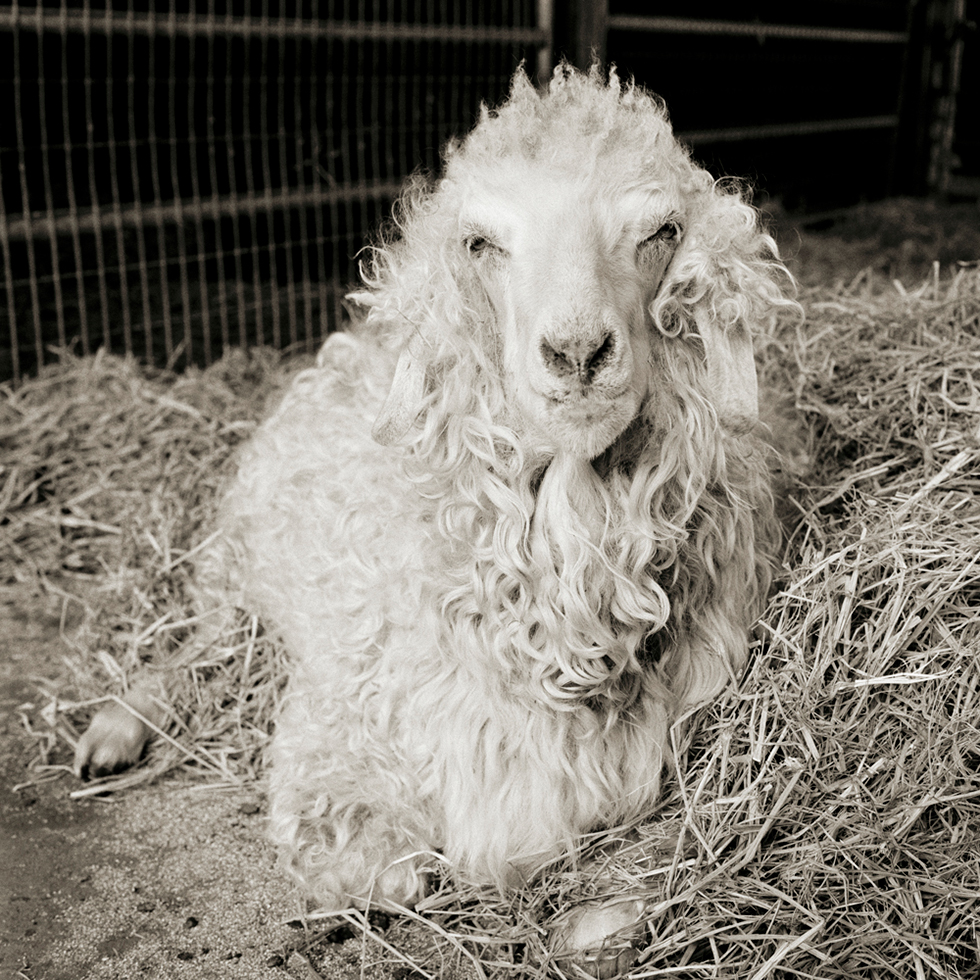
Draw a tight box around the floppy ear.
[370,338,427,446]
[657,185,794,427]
[347,289,429,446]
[692,307,759,425]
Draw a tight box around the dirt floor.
[0,591,434,980]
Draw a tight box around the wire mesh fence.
[0,0,550,382]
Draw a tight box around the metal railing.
[0,0,550,382]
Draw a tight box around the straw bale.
[4,259,980,978]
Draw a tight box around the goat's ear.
[371,341,427,446]
[693,311,758,425]
[347,289,429,446]
[662,187,784,427]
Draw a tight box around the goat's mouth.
[529,385,643,459]
[545,383,627,407]
[537,379,634,412]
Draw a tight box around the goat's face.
[363,67,791,456]
[458,166,683,460]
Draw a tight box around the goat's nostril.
[539,339,573,378]
[540,332,616,383]
[586,333,614,378]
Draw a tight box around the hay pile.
[3,254,980,978]
[0,346,298,790]
[614,263,980,979]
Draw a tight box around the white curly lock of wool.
[75,63,798,974]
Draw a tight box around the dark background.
[0,0,977,379]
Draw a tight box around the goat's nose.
[539,332,616,384]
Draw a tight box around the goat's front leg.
[72,589,237,781]
[73,675,170,779]
[547,822,686,978]
[267,685,433,911]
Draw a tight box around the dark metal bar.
[121,10,155,363]
[185,9,213,364]
[0,8,548,45]
[82,0,113,354]
[0,189,22,383]
[679,115,900,145]
[12,22,47,367]
[202,0,230,355]
[145,11,173,364]
[570,0,607,69]
[0,183,406,242]
[104,3,135,361]
[608,15,907,44]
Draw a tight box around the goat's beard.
[523,450,671,708]
[429,385,678,712]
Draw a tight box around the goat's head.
[454,167,684,460]
[354,64,795,464]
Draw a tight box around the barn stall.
[3,1,980,978]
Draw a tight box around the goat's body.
[75,66,796,962]
[222,332,672,903]
[215,326,774,908]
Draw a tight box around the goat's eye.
[639,222,681,250]
[464,233,503,258]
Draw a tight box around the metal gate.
[0,0,551,382]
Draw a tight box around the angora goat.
[76,64,797,968]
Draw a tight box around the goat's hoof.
[73,702,151,780]
[549,896,648,978]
